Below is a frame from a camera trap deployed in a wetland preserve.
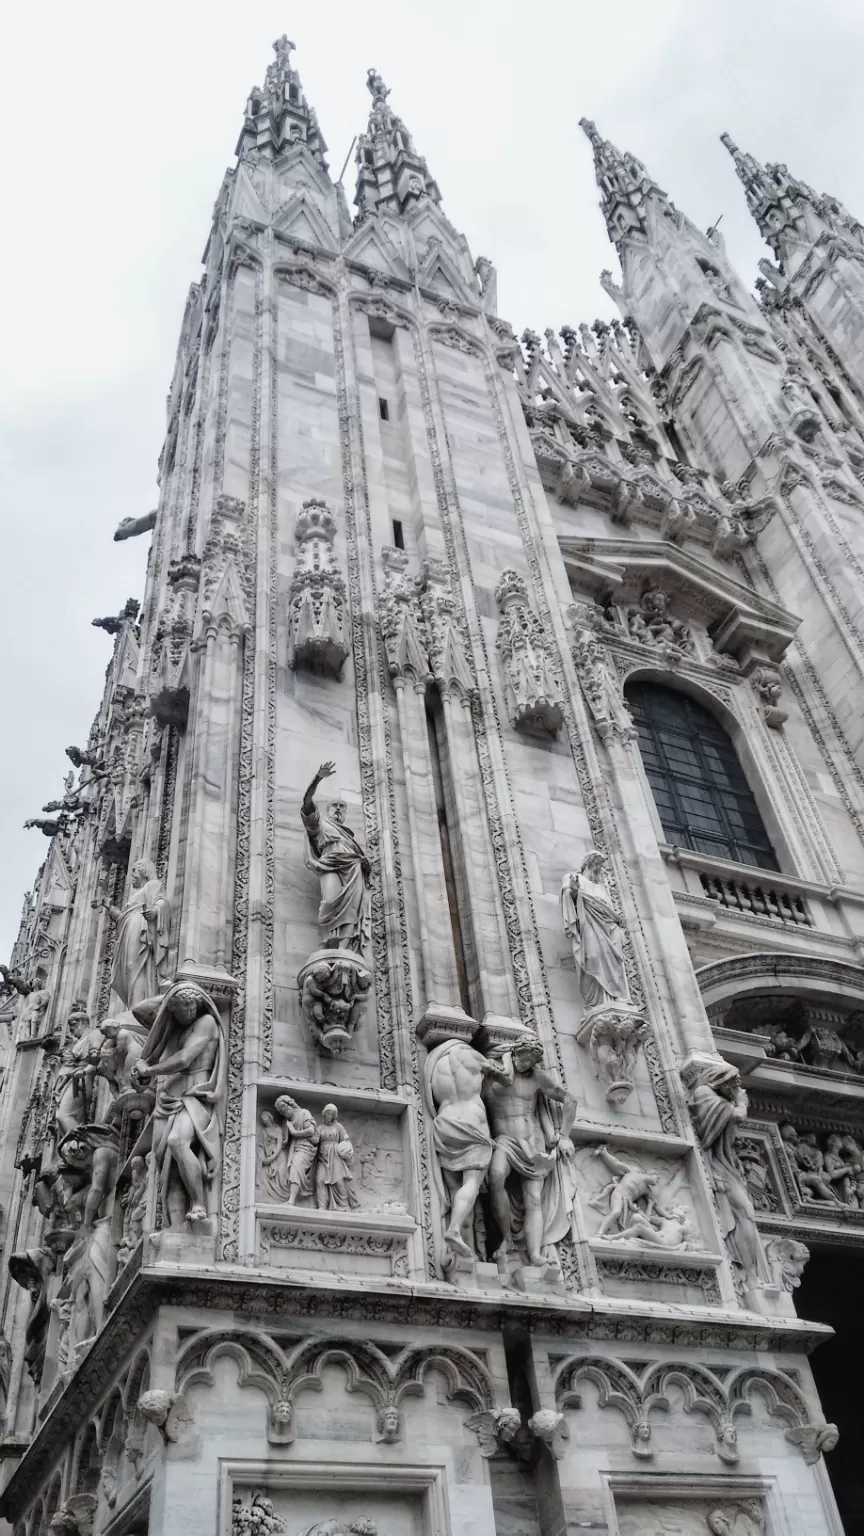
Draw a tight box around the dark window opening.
[392,519,404,550]
[664,418,689,464]
[796,1249,864,1536]
[378,397,390,421]
[288,83,298,103]
[426,698,472,1018]
[626,681,778,870]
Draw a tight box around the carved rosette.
[287,499,349,677]
[494,569,563,736]
[297,948,372,1055]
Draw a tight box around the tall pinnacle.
[354,68,441,218]
[721,132,864,260]
[237,35,328,167]
[579,118,671,248]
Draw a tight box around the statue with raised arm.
[561,851,629,1009]
[131,981,224,1230]
[482,1035,577,1276]
[301,763,371,954]
[102,859,170,1009]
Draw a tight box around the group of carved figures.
[259,1098,359,1210]
[763,1016,864,1076]
[8,849,229,1394]
[780,1123,864,1207]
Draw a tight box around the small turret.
[354,68,441,219]
[236,35,328,167]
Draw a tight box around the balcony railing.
[698,871,812,926]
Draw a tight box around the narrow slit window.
[378,397,390,421]
[392,519,404,550]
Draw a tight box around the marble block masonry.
[7,35,864,1536]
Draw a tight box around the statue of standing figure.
[132,981,224,1230]
[301,763,371,953]
[561,851,629,1009]
[688,1061,765,1289]
[102,859,170,1008]
[423,1038,511,1262]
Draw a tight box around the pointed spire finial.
[238,36,329,169]
[579,119,669,250]
[354,67,440,219]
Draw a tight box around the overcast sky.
[1,0,862,959]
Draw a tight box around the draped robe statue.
[301,762,371,953]
[688,1061,764,1286]
[561,851,629,1008]
[106,859,170,1008]
[132,981,225,1229]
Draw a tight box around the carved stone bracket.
[577,1002,646,1105]
[297,948,372,1055]
[494,569,564,736]
[287,498,349,677]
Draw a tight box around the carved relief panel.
[254,1084,418,1279]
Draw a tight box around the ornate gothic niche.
[149,553,202,729]
[254,1083,417,1280]
[494,569,564,735]
[560,535,799,706]
[287,499,349,677]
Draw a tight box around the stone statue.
[17,982,50,1039]
[259,1095,320,1204]
[102,859,170,1009]
[131,981,225,1230]
[8,1248,53,1386]
[779,1124,841,1203]
[52,1004,108,1137]
[96,998,160,1099]
[607,1203,694,1249]
[687,1062,764,1287]
[301,763,371,953]
[117,1154,148,1266]
[314,1104,359,1210]
[422,1038,511,1262]
[482,1035,577,1276]
[474,255,498,314]
[561,851,629,1008]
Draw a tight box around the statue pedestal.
[146,1228,217,1267]
[576,1002,646,1106]
[510,1261,566,1297]
[297,949,372,1056]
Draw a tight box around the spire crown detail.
[354,67,441,220]
[579,118,670,249]
[238,36,328,168]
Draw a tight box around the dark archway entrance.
[797,1247,864,1534]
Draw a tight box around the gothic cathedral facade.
[4,36,864,1536]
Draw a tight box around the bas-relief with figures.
[3,33,864,1536]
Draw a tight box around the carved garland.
[220,261,264,1263]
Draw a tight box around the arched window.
[626,681,778,870]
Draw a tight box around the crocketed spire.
[236,35,328,167]
[721,131,864,262]
[354,68,441,219]
[580,118,672,249]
